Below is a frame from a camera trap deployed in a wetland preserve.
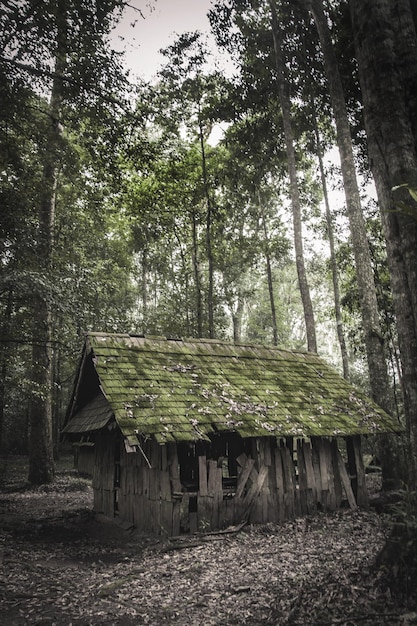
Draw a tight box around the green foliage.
[0,0,135,455]
[0,0,405,479]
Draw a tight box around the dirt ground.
[0,455,416,626]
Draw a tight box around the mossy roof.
[65,332,401,443]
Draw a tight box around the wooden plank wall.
[95,434,364,536]
[196,437,360,528]
[74,444,95,476]
[92,429,116,517]
[117,438,179,536]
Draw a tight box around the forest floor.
[0,455,416,626]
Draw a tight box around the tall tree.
[268,0,317,352]
[350,0,417,487]
[1,0,130,479]
[311,103,349,379]
[298,0,398,486]
[28,0,67,483]
[300,0,392,404]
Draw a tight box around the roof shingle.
[65,333,401,441]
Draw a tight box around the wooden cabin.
[62,333,400,536]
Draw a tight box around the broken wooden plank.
[281,445,295,518]
[297,439,308,515]
[302,440,317,501]
[242,465,268,521]
[172,499,181,536]
[351,435,369,508]
[198,455,208,496]
[235,454,256,499]
[160,469,172,502]
[168,443,182,493]
[197,495,213,532]
[330,439,343,508]
[335,445,357,510]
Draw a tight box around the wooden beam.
[242,465,268,521]
[335,446,357,510]
[235,454,255,499]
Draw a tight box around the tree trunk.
[259,196,278,346]
[191,208,203,338]
[269,0,317,353]
[28,1,67,484]
[311,104,350,379]
[0,289,13,452]
[392,0,417,151]
[141,248,148,332]
[232,296,244,344]
[303,0,399,487]
[350,0,417,487]
[174,228,192,336]
[305,0,392,404]
[198,116,215,338]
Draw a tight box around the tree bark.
[28,1,67,484]
[350,0,417,487]
[392,0,417,151]
[259,196,278,346]
[269,0,317,353]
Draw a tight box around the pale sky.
[111,0,218,81]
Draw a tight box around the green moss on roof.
[67,332,401,442]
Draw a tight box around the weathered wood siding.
[92,429,116,517]
[92,434,366,536]
[73,443,95,476]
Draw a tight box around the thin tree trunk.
[232,297,244,344]
[141,248,148,332]
[191,209,203,338]
[350,0,417,487]
[174,229,191,336]
[198,116,215,338]
[269,0,317,353]
[28,1,67,484]
[311,104,350,379]
[259,195,278,346]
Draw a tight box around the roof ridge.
[85,331,316,357]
